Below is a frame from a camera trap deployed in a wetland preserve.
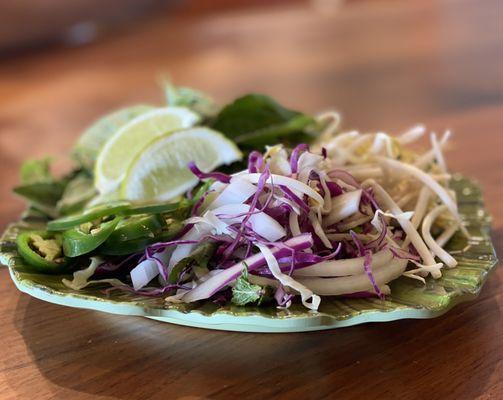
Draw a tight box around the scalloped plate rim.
[7,262,486,333]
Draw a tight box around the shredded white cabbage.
[63,257,125,290]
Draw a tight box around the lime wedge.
[72,104,154,169]
[95,107,200,193]
[121,127,242,202]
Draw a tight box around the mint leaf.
[231,267,263,306]
[211,94,315,149]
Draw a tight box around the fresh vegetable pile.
[11,83,466,311]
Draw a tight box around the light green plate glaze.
[0,176,498,332]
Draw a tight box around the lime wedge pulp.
[94,107,200,193]
[121,127,242,202]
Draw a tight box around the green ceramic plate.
[0,175,497,332]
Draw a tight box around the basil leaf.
[211,94,315,149]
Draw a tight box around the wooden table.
[0,0,501,398]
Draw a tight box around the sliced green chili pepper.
[16,230,69,273]
[122,201,189,217]
[62,215,122,257]
[106,214,164,242]
[99,219,183,256]
[48,201,129,231]
[48,199,191,231]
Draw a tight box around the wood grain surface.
[0,0,501,399]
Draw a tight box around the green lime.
[121,127,242,202]
[94,107,200,193]
[72,104,153,169]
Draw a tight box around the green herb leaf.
[163,80,218,118]
[13,181,66,218]
[231,267,264,306]
[57,172,97,215]
[20,158,53,184]
[211,94,315,149]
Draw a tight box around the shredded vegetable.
[28,103,466,311]
[139,118,464,310]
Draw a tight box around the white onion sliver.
[213,203,286,242]
[169,224,213,268]
[131,259,163,290]
[208,178,257,210]
[323,189,362,227]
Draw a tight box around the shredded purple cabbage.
[221,166,271,260]
[290,143,309,174]
[350,231,383,299]
[191,189,213,216]
[279,185,310,213]
[390,246,421,261]
[99,141,426,307]
[188,161,231,183]
[274,286,293,307]
[248,151,264,173]
[329,169,380,209]
[366,213,388,250]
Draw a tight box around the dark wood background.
[0,0,501,399]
